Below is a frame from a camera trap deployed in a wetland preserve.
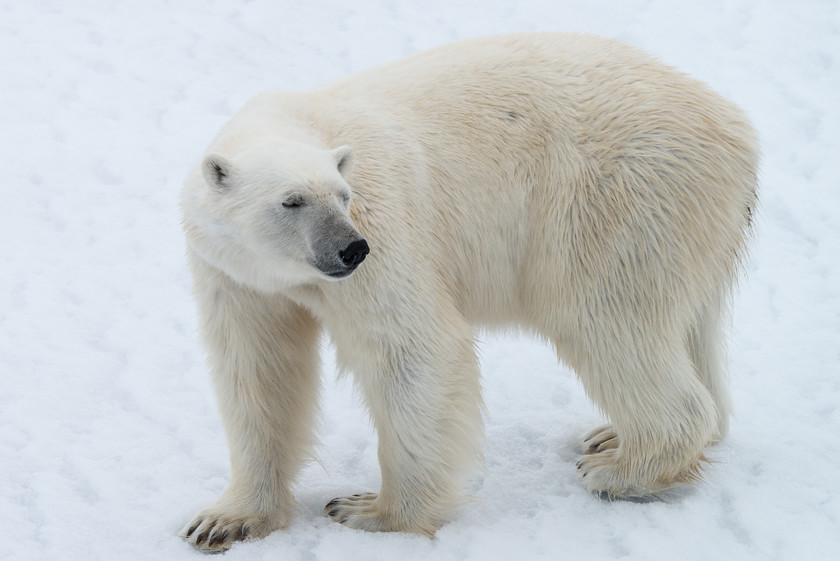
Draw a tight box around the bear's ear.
[331,145,353,176]
[202,155,233,191]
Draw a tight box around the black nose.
[339,239,369,268]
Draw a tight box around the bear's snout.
[340,239,370,268]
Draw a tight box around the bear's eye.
[281,197,304,209]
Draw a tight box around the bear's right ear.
[202,155,232,191]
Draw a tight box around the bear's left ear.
[331,145,353,176]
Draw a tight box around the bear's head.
[181,140,368,292]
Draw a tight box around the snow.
[1,1,838,559]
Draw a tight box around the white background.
[1,1,837,559]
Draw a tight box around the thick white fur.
[180,33,758,551]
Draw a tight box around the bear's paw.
[324,493,388,530]
[576,424,704,500]
[180,507,281,553]
[324,493,438,536]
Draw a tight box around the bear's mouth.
[307,259,359,280]
[320,267,360,280]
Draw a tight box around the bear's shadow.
[596,484,699,504]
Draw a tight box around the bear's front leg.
[181,258,321,552]
[324,315,483,535]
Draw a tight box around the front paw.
[180,507,283,553]
[324,493,385,531]
[324,493,438,536]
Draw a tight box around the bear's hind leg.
[687,299,732,441]
[573,331,719,498]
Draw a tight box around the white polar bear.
[180,33,758,551]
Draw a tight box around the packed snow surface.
[1,1,838,560]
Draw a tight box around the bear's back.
[223,34,757,327]
[310,34,758,325]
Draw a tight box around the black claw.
[352,494,362,498]
[326,498,339,509]
[328,508,340,518]
[209,530,229,548]
[195,532,207,546]
[340,516,349,524]
[186,523,199,538]
[238,525,250,540]
[582,472,588,478]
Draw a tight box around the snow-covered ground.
[2,1,838,559]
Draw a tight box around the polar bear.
[179,33,758,551]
